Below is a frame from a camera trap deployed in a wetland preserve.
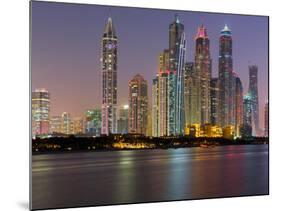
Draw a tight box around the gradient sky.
[31,1,268,128]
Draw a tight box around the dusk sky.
[31,1,268,127]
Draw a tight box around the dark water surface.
[32,145,268,210]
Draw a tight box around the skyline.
[31,1,268,128]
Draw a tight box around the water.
[32,145,268,210]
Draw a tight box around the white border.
[0,0,279,211]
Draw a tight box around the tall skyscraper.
[210,78,219,125]
[195,24,212,125]
[158,49,169,136]
[184,62,200,125]
[61,112,73,135]
[128,74,148,135]
[264,102,269,137]
[168,15,186,135]
[101,17,118,135]
[117,105,129,134]
[84,109,102,137]
[248,65,260,135]
[32,88,50,137]
[218,25,235,128]
[235,76,243,136]
[50,116,62,134]
[152,77,159,137]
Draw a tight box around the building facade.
[248,65,260,136]
[241,94,253,137]
[128,74,148,135]
[235,76,243,137]
[152,77,159,137]
[50,116,62,134]
[184,62,201,126]
[61,112,73,135]
[101,17,118,135]
[32,88,50,137]
[168,15,185,135]
[218,25,235,128]
[117,105,129,134]
[84,109,102,137]
[195,24,212,125]
[210,78,219,125]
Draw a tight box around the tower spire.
[103,17,116,37]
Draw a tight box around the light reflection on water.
[32,145,268,210]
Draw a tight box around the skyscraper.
[101,17,118,135]
[264,102,269,137]
[152,77,159,137]
[210,78,219,125]
[84,109,102,137]
[32,88,50,137]
[158,49,169,136]
[241,94,253,137]
[195,24,212,125]
[235,76,243,137]
[50,116,62,134]
[128,74,148,135]
[184,62,200,125]
[168,15,186,135]
[117,105,129,134]
[248,65,260,135]
[218,25,235,128]
[61,112,73,135]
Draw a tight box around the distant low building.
[84,109,102,137]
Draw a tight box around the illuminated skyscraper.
[152,77,159,137]
[241,94,253,137]
[84,109,102,137]
[235,76,243,136]
[50,116,62,134]
[168,15,186,135]
[195,24,212,125]
[117,105,129,134]
[210,78,219,125]
[184,62,200,125]
[128,74,148,135]
[218,25,235,128]
[248,65,260,135]
[158,50,169,136]
[32,88,50,137]
[61,112,73,135]
[101,17,118,135]
[264,102,269,137]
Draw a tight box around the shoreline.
[32,142,268,155]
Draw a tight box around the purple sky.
[31,1,268,128]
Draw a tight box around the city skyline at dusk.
[31,1,268,128]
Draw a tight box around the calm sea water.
[32,145,268,210]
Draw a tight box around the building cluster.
[31,16,268,139]
[151,15,267,138]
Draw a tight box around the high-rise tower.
[218,25,235,128]
[101,17,118,135]
[168,15,186,135]
[128,74,148,135]
[235,76,243,137]
[248,65,260,135]
[32,88,50,137]
[184,62,201,125]
[195,24,212,125]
